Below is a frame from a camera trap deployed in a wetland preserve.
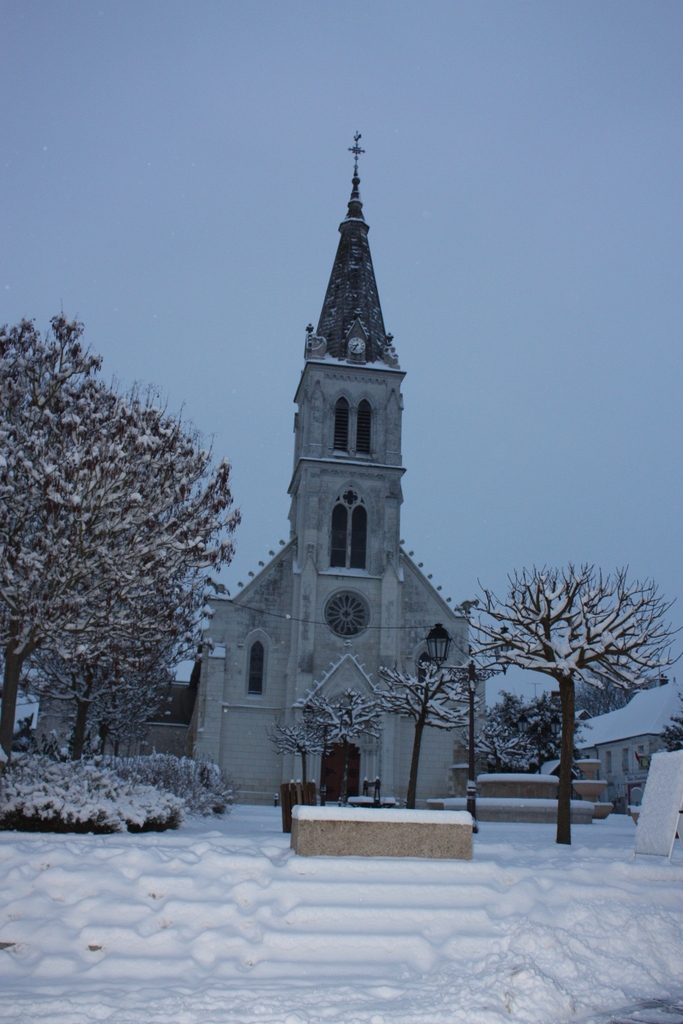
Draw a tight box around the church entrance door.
[324,742,360,802]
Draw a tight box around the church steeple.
[313,135,399,368]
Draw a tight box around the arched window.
[334,398,349,451]
[350,505,367,569]
[248,641,264,695]
[330,503,348,567]
[356,400,371,454]
[417,652,431,683]
[330,490,368,570]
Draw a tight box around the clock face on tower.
[348,337,366,356]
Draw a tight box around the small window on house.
[334,398,349,451]
[350,505,367,569]
[605,750,612,774]
[356,400,371,454]
[330,504,348,567]
[248,641,264,695]
[417,652,431,682]
[621,747,629,772]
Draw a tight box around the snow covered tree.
[478,692,530,773]
[477,691,562,773]
[518,691,563,771]
[375,663,469,809]
[95,662,173,756]
[661,693,683,752]
[33,637,175,759]
[267,709,324,785]
[301,689,382,804]
[476,565,676,844]
[0,315,239,762]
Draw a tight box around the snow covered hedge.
[105,754,233,816]
[0,756,184,833]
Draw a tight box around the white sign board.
[634,749,683,860]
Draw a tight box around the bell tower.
[284,136,409,709]
[288,136,404,582]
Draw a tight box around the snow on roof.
[174,659,196,682]
[578,683,681,748]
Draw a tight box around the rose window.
[325,592,369,636]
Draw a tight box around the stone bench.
[427,796,594,825]
[291,806,473,859]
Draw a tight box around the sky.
[1,1,681,701]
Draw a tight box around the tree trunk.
[98,721,109,755]
[71,673,93,760]
[340,738,350,805]
[0,643,29,765]
[556,677,575,845]
[406,714,426,810]
[300,749,307,786]
[319,729,328,805]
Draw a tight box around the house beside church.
[191,154,477,805]
[577,680,681,813]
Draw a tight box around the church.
[192,146,478,805]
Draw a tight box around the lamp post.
[465,660,479,833]
[319,723,330,806]
[426,624,481,834]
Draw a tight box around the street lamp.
[426,622,451,665]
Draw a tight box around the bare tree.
[374,663,469,809]
[476,565,676,844]
[575,678,630,717]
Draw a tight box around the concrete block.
[427,796,593,825]
[477,774,559,800]
[291,806,473,859]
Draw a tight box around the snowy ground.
[1,806,682,1024]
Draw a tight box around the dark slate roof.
[316,172,390,363]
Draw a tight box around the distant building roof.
[578,683,681,748]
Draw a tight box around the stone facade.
[192,165,480,805]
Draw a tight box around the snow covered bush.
[0,756,184,833]
[105,754,233,816]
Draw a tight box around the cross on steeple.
[349,132,365,175]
